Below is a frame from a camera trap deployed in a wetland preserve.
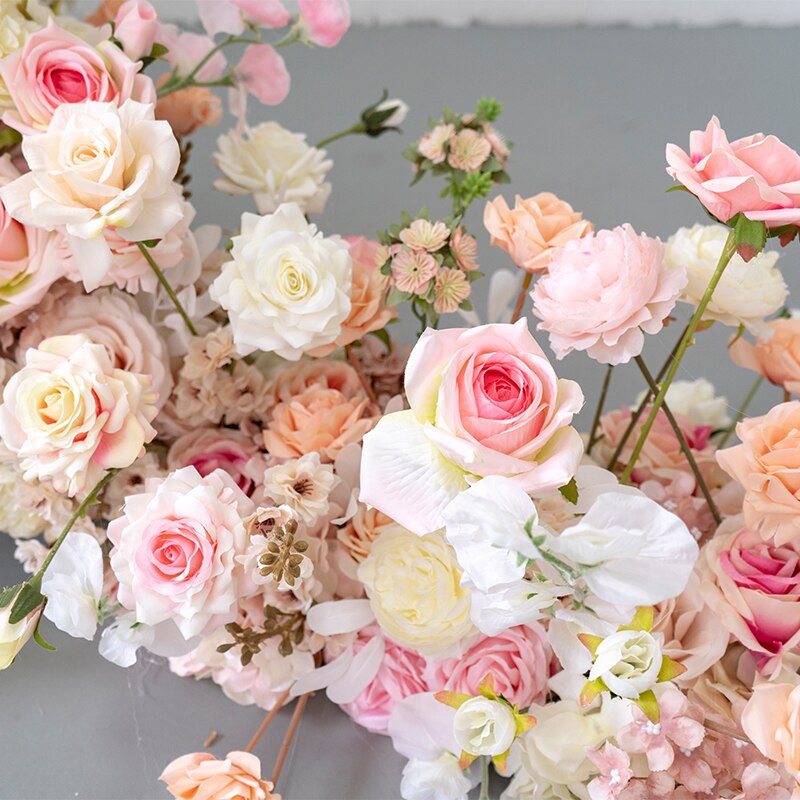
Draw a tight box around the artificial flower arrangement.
[3,2,800,799]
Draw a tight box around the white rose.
[401,753,477,800]
[588,629,663,699]
[665,223,787,334]
[213,121,332,215]
[0,100,183,290]
[634,377,730,429]
[210,203,352,360]
[374,98,409,129]
[0,594,39,669]
[453,697,517,757]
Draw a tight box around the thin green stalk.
[587,364,614,455]
[136,242,198,337]
[634,356,721,525]
[717,375,763,448]
[621,230,737,483]
[478,756,490,800]
[315,123,366,149]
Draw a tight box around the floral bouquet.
[3,2,800,799]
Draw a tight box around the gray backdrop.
[2,22,800,799]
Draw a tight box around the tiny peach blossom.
[418,123,455,164]
[391,248,438,295]
[448,128,492,172]
[399,219,449,252]
[451,227,479,271]
[433,268,471,314]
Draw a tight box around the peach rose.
[730,319,800,397]
[717,402,800,545]
[337,504,404,562]
[268,359,366,406]
[160,750,279,800]
[85,0,125,25]
[155,82,223,137]
[742,682,800,783]
[483,192,592,274]
[699,520,800,675]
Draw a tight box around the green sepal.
[0,584,21,609]
[634,689,660,723]
[32,616,56,652]
[559,478,579,505]
[580,677,607,707]
[730,213,767,262]
[577,633,604,657]
[9,576,43,625]
[657,655,687,683]
[0,127,22,152]
[619,606,654,633]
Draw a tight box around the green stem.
[634,356,721,525]
[136,242,198,337]
[718,375,763,448]
[587,364,614,455]
[411,298,428,338]
[315,123,366,149]
[509,272,533,324]
[479,756,490,800]
[621,230,737,483]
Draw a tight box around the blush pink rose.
[234,44,290,106]
[298,0,350,47]
[532,224,687,365]
[341,625,429,735]
[667,116,800,227]
[0,19,156,134]
[730,319,800,397]
[717,402,800,545]
[160,751,279,800]
[114,0,159,61]
[425,623,552,710]
[700,521,800,676]
[108,467,254,640]
[167,427,259,494]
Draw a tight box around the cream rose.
[0,334,158,495]
[588,630,663,700]
[357,527,475,657]
[0,595,39,669]
[453,696,517,757]
[0,100,183,290]
[213,121,332,215]
[210,203,352,359]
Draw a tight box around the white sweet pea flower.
[634,378,730,429]
[99,613,198,667]
[469,579,563,637]
[401,753,478,800]
[454,696,517,758]
[41,531,103,640]
[588,629,663,700]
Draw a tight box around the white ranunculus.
[634,377,730,429]
[0,100,183,290]
[548,491,698,607]
[588,629,662,700]
[401,753,477,800]
[213,122,332,215]
[665,223,787,334]
[41,531,103,640]
[453,697,517,757]
[210,203,352,360]
[0,594,39,669]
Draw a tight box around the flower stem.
[271,693,310,786]
[634,356,721,525]
[587,364,614,455]
[479,756,490,800]
[717,375,763,448]
[245,688,291,753]
[620,229,737,483]
[315,123,366,149]
[510,272,533,324]
[345,345,379,408]
[136,242,198,337]
[784,388,791,403]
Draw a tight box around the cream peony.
[210,203,352,359]
[0,334,157,496]
[0,100,183,290]
[357,527,475,657]
[213,121,332,215]
[665,224,787,334]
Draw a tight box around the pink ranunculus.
[114,0,159,61]
[360,320,584,534]
[666,116,800,227]
[0,19,156,134]
[699,520,800,676]
[108,467,254,640]
[425,623,552,710]
[298,0,350,47]
[342,625,429,735]
[167,427,259,494]
[234,44,290,106]
[532,224,686,365]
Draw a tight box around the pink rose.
[160,751,279,800]
[700,522,800,675]
[0,19,156,134]
[167,427,259,494]
[342,625,429,735]
[234,44,290,106]
[114,0,159,61]
[717,402,800,545]
[360,320,584,534]
[298,0,350,47]
[108,467,254,640]
[425,623,552,710]
[532,224,686,365]
[730,319,800,396]
[667,116,800,227]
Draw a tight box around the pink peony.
[160,751,279,800]
[114,0,159,61]
[298,0,350,47]
[532,224,686,364]
[0,19,156,134]
[234,44,290,106]
[667,116,800,227]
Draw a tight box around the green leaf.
[0,127,22,152]
[459,299,473,312]
[475,97,503,122]
[665,184,692,194]
[140,239,160,248]
[368,327,392,352]
[9,577,43,625]
[558,478,579,505]
[0,584,20,609]
[731,213,767,262]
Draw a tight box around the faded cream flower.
[433,268,471,314]
[13,538,48,574]
[418,123,455,164]
[448,129,491,172]
[0,1,36,111]
[261,453,336,525]
[399,219,449,252]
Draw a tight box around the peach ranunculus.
[717,402,800,545]
[360,320,584,535]
[160,750,279,800]
[268,359,366,407]
[667,116,800,227]
[532,224,687,365]
[155,81,223,137]
[730,319,800,397]
[0,100,183,291]
[699,520,800,676]
[483,192,593,274]
[308,236,395,356]
[0,334,157,496]
[742,682,800,784]
[0,19,156,134]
